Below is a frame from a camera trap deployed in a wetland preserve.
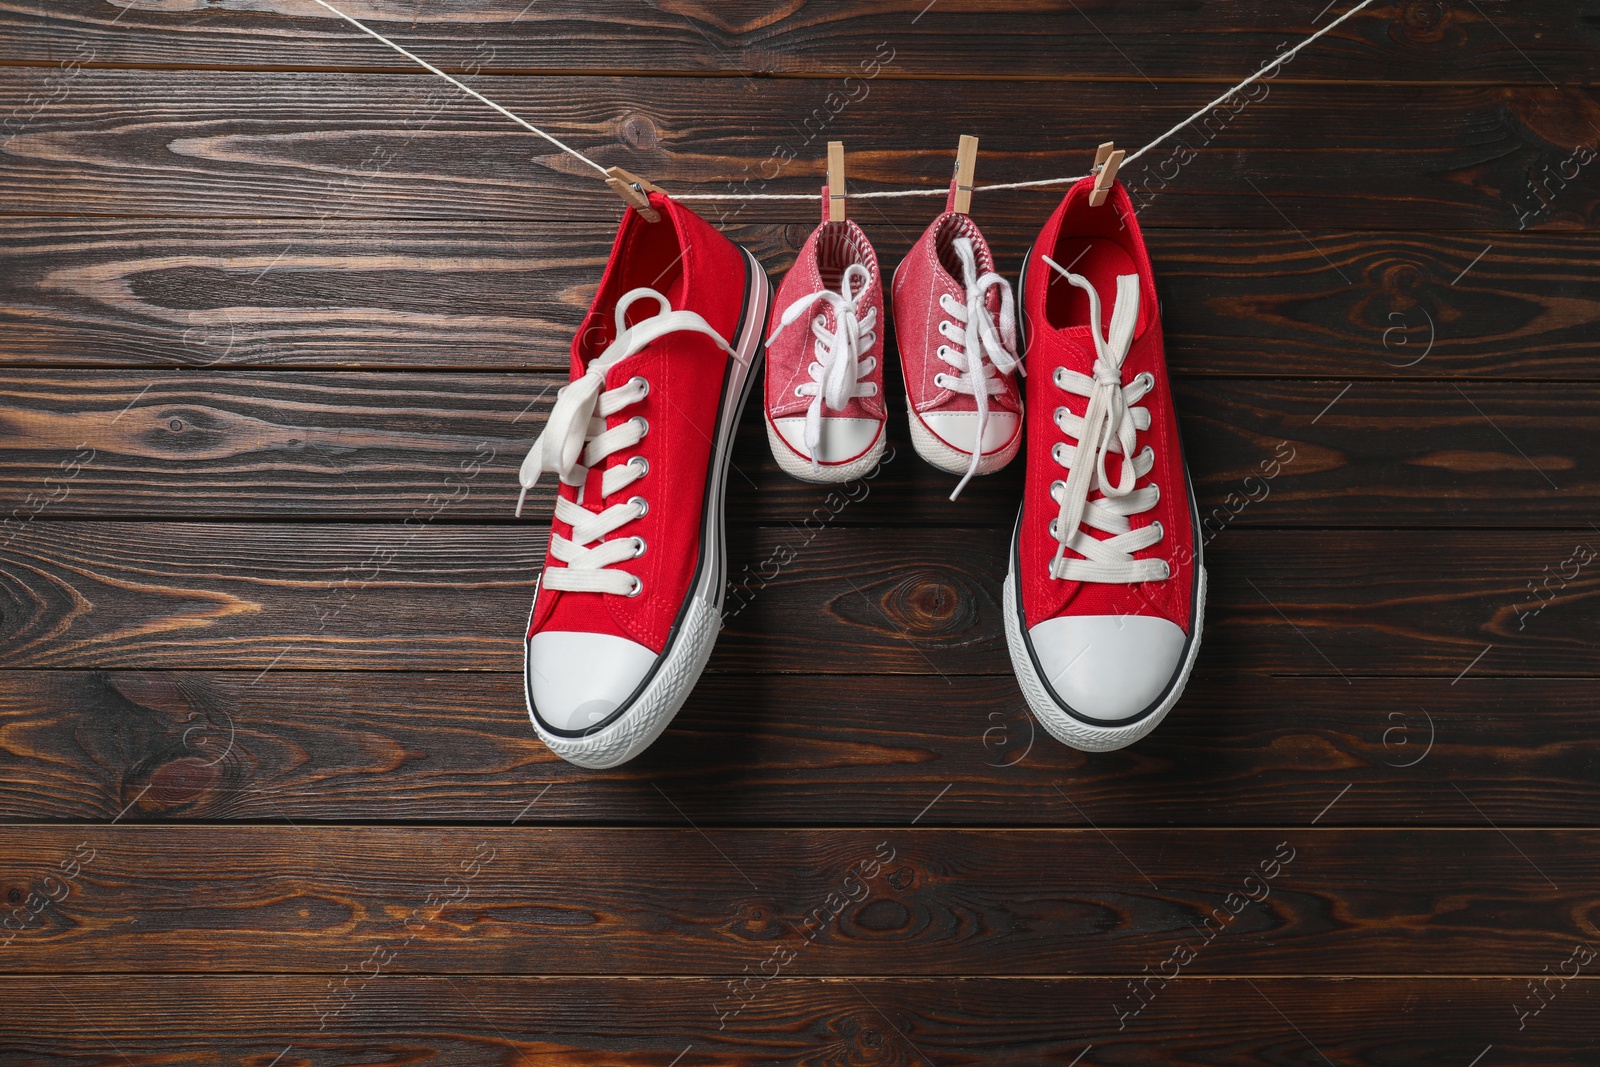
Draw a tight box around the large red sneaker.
[1006,175,1205,752]
[891,179,1021,499]
[516,192,770,768]
[763,191,887,482]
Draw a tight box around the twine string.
[306,0,611,177]
[304,0,1380,201]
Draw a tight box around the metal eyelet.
[794,385,807,397]
[1053,367,1068,388]
[1150,520,1164,538]
[629,495,649,517]
[631,537,647,559]
[625,575,643,597]
[1157,560,1172,580]
[629,375,650,398]
[1148,482,1160,504]
[631,415,649,436]
[630,455,650,478]
[1050,479,1066,498]
[1136,372,1154,390]
[1049,518,1061,539]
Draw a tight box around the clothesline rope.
[306,0,1379,201]
[306,0,611,177]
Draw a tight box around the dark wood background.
[2,1,1598,1063]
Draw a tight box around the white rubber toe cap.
[773,416,882,464]
[1027,614,1188,722]
[527,630,658,732]
[919,410,1019,457]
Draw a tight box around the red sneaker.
[516,192,770,768]
[763,192,887,482]
[1006,175,1205,751]
[891,181,1021,499]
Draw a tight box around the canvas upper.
[892,178,1022,496]
[1017,176,1197,634]
[763,189,887,475]
[524,191,747,655]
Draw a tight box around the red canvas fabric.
[763,188,886,459]
[891,179,1022,447]
[528,192,747,654]
[1017,176,1197,632]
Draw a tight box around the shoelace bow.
[1041,256,1169,585]
[517,287,734,597]
[767,262,879,472]
[941,236,1019,500]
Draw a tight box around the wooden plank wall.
[1,2,1597,1063]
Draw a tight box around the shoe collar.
[1029,178,1157,345]
[570,191,695,377]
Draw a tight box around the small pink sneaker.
[891,180,1021,498]
[763,190,887,482]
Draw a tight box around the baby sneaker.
[1006,172,1205,752]
[515,191,770,768]
[892,180,1021,498]
[763,190,887,481]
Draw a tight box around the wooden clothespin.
[952,134,978,214]
[604,165,663,222]
[827,141,846,221]
[1089,141,1124,207]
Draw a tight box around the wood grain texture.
[0,370,1592,525]
[0,8,1596,1060]
[3,977,1593,1067]
[3,72,1598,227]
[0,827,1595,974]
[6,0,1596,82]
[7,219,1596,377]
[1,523,1595,674]
[0,670,1594,827]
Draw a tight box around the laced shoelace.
[517,287,735,598]
[935,236,1020,500]
[1041,256,1170,585]
[766,262,880,472]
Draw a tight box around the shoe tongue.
[1052,324,1099,367]
[601,349,650,390]
[843,270,877,305]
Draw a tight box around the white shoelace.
[766,262,880,472]
[517,287,735,597]
[1041,256,1169,585]
[935,236,1019,500]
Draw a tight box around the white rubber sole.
[764,416,887,484]
[1004,566,1205,752]
[761,415,889,483]
[526,248,771,769]
[905,399,1021,479]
